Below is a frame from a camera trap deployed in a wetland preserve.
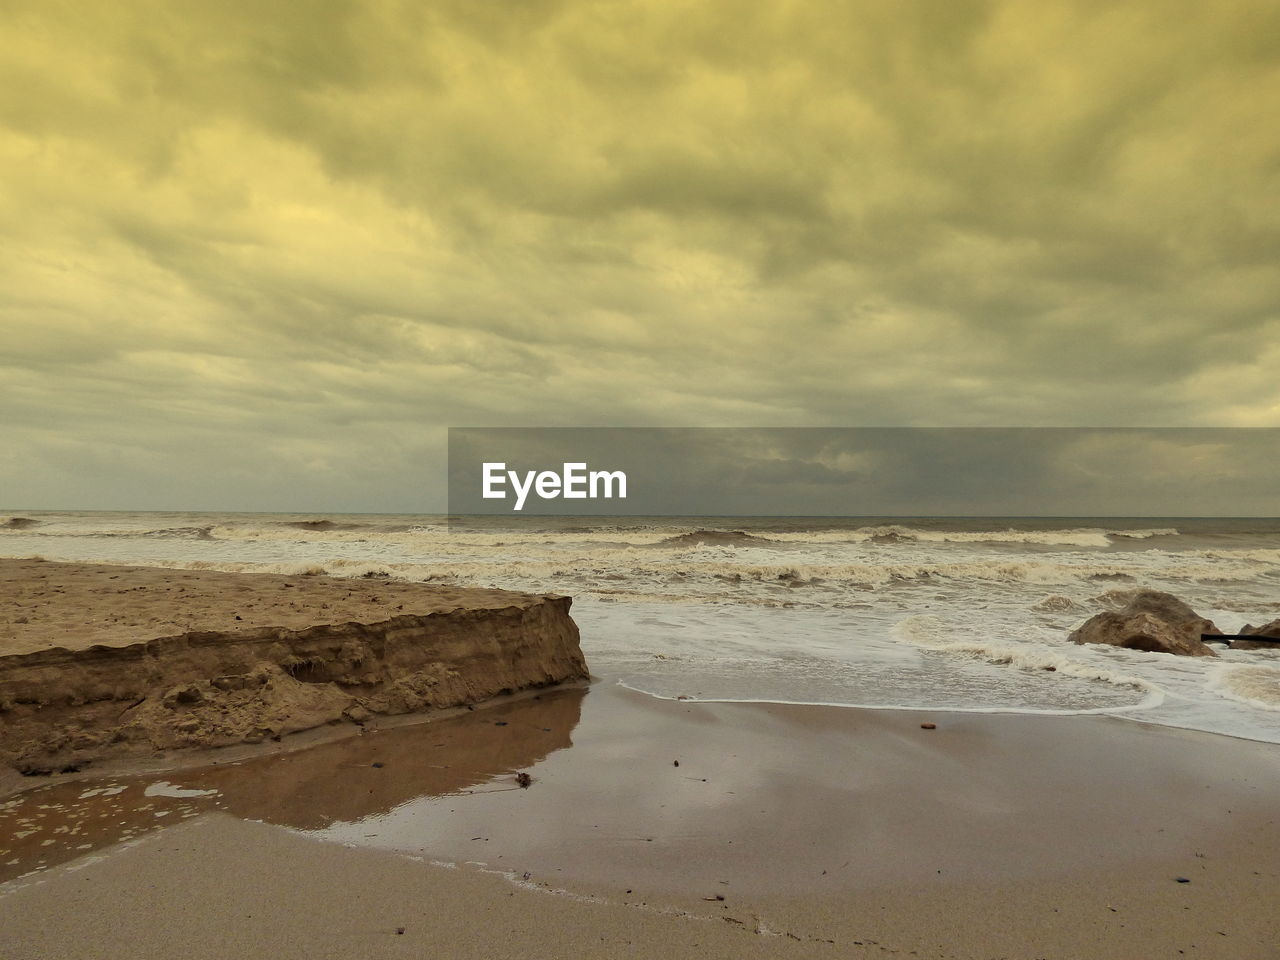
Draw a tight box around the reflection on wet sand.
[0,687,584,883]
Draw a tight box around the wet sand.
[3,683,1279,958]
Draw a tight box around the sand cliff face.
[0,560,588,775]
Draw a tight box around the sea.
[4,511,1280,743]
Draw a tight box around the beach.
[9,0,1279,952]
[6,511,1280,741]
[3,684,1279,958]
[3,523,1280,957]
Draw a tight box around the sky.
[2,0,1278,511]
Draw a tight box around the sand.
[2,560,1279,958]
[0,557,554,656]
[2,684,1279,959]
[0,558,587,779]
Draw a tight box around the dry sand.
[0,557,540,656]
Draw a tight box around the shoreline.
[3,556,1279,957]
[614,682,1280,749]
[3,681,1279,958]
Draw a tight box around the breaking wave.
[652,530,777,547]
[1210,666,1280,711]
[60,552,1270,598]
[766,525,1179,547]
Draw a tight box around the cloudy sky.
[3,0,1278,511]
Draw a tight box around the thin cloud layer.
[2,0,1278,509]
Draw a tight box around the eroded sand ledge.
[0,559,589,775]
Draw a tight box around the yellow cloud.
[2,0,1278,507]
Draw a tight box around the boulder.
[1069,590,1220,657]
[1232,619,1280,651]
[1101,589,1219,629]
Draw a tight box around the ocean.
[4,510,1280,743]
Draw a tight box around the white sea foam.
[1209,665,1280,711]
[161,555,1268,592]
[1,519,1183,549]
[1031,594,1082,612]
[767,525,1177,547]
[891,615,1158,698]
